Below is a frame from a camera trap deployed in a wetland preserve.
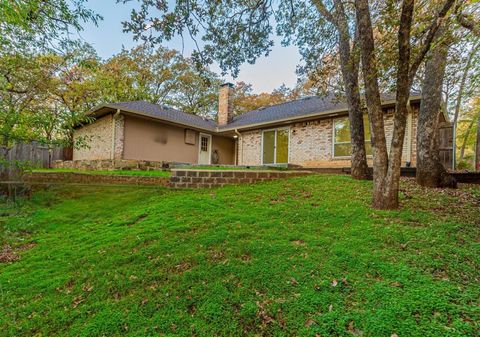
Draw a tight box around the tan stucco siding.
[73,114,114,160]
[238,111,418,168]
[212,135,235,164]
[123,115,199,163]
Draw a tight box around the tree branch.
[311,0,337,26]
[408,0,456,83]
[455,3,480,36]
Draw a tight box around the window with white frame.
[333,115,372,157]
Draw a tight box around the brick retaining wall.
[53,159,168,171]
[169,169,312,188]
[24,170,313,188]
[25,172,170,186]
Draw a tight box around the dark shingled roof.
[220,92,417,130]
[106,101,217,131]
[221,94,349,129]
[96,92,421,132]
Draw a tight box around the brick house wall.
[73,114,125,161]
[237,110,418,168]
[237,130,262,165]
[289,119,336,167]
[73,105,420,168]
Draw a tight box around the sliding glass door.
[262,128,289,165]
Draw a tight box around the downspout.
[234,129,241,165]
[111,109,120,162]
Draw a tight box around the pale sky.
[80,0,301,93]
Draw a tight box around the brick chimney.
[218,83,234,126]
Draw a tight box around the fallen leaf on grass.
[290,277,298,286]
[72,296,83,308]
[256,300,275,327]
[390,281,403,288]
[305,319,317,327]
[82,284,93,292]
[347,321,363,336]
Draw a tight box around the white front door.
[198,133,212,165]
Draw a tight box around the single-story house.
[73,83,450,168]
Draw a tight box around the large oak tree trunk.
[313,0,369,179]
[356,0,455,209]
[416,27,457,188]
[334,0,369,180]
[355,0,390,208]
[339,51,369,181]
[356,0,413,209]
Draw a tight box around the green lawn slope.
[0,175,478,336]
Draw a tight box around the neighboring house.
[73,83,451,168]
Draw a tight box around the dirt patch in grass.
[0,242,36,263]
[0,245,17,263]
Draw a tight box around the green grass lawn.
[32,168,171,177]
[0,175,478,336]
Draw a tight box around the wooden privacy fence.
[438,125,453,169]
[1,142,71,169]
